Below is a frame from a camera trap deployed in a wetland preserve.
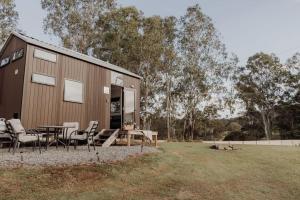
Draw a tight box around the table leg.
[46,128,50,150]
[127,134,131,147]
[55,128,58,149]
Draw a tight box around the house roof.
[8,32,142,79]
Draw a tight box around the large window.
[64,79,84,103]
[124,89,135,123]
[34,49,57,63]
[32,73,56,86]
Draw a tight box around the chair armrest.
[68,130,78,140]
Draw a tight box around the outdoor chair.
[67,121,99,152]
[6,119,42,154]
[59,122,80,140]
[0,118,12,148]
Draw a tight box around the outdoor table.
[38,125,75,149]
[120,130,158,147]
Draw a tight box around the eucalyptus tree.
[236,53,293,139]
[0,0,19,47]
[286,53,300,94]
[179,4,228,140]
[138,16,165,129]
[41,0,116,54]
[159,16,181,141]
[93,6,142,73]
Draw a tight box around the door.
[110,85,123,129]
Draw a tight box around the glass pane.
[124,90,135,123]
[32,73,56,86]
[111,72,124,86]
[64,80,83,103]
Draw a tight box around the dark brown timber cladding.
[21,44,140,129]
[0,36,27,119]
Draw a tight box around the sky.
[15,0,300,64]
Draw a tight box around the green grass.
[1,143,300,200]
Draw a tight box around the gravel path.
[0,146,159,168]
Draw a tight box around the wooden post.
[153,132,158,148]
[127,133,131,147]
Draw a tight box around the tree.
[236,53,293,139]
[159,16,181,141]
[139,16,165,129]
[179,4,227,140]
[0,0,19,47]
[93,6,142,73]
[41,0,116,54]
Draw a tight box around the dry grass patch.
[0,143,300,200]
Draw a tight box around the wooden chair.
[6,119,41,154]
[67,121,99,152]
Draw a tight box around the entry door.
[110,85,123,129]
[123,89,136,124]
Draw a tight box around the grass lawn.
[1,143,300,200]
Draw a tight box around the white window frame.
[32,73,56,86]
[111,72,124,86]
[64,79,84,104]
[12,48,24,62]
[0,57,10,67]
[34,49,57,63]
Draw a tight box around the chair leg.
[92,138,96,151]
[87,140,90,152]
[12,140,18,155]
[8,139,13,152]
[67,139,70,151]
[74,140,77,150]
[33,141,36,152]
[38,139,41,154]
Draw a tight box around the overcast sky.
[15,0,300,64]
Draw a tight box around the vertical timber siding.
[0,36,27,119]
[21,44,140,129]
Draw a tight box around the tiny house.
[0,32,141,130]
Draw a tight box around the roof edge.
[11,31,142,79]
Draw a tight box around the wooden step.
[102,129,120,147]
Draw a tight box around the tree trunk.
[183,119,186,141]
[143,78,149,130]
[166,79,171,141]
[261,111,271,140]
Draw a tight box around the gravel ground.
[0,146,159,168]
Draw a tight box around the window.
[12,49,24,62]
[32,73,56,86]
[124,89,135,123]
[0,57,10,67]
[34,49,57,63]
[111,72,124,86]
[64,79,84,103]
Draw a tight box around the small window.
[0,57,10,67]
[12,49,24,62]
[64,79,84,104]
[12,49,24,61]
[32,73,56,86]
[34,49,57,63]
[111,72,124,86]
